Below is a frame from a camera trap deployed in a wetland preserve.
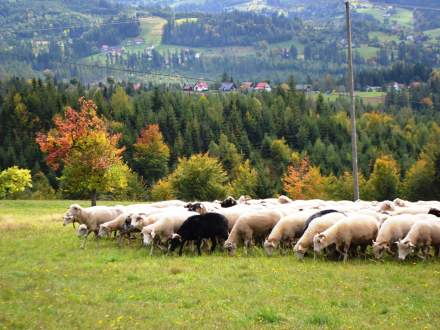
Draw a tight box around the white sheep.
[397,217,440,260]
[141,210,197,255]
[294,212,347,259]
[63,204,124,233]
[224,209,283,255]
[373,214,433,259]
[264,211,314,255]
[313,214,379,261]
[98,213,130,238]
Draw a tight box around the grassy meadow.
[1,200,440,329]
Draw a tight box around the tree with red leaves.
[37,98,129,205]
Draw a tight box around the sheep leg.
[196,239,202,256]
[178,240,185,256]
[244,240,250,256]
[210,237,217,253]
[434,246,440,257]
[149,244,154,256]
[336,244,348,262]
[80,231,92,249]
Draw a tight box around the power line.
[363,1,440,12]
[10,19,140,34]
[57,61,218,83]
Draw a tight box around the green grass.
[390,8,413,29]
[355,45,379,60]
[425,28,440,45]
[175,17,198,25]
[1,200,440,328]
[368,31,399,43]
[356,6,413,29]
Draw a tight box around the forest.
[1,71,440,203]
[162,11,303,47]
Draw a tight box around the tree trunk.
[91,189,97,207]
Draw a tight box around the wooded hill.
[1,73,440,201]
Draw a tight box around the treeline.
[0,75,440,201]
[163,11,303,47]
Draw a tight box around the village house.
[219,82,237,92]
[194,81,209,92]
[240,81,254,91]
[254,82,272,92]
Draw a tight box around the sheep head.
[64,204,82,226]
[98,225,111,238]
[313,233,327,253]
[429,208,440,218]
[263,239,277,256]
[224,241,237,256]
[372,241,389,259]
[396,240,415,261]
[221,196,237,208]
[142,227,155,246]
[293,242,307,259]
[76,224,89,238]
[169,233,182,252]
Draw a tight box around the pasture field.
[1,200,440,329]
[368,31,399,43]
[355,45,379,60]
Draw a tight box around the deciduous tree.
[133,124,170,186]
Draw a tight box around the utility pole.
[345,0,360,201]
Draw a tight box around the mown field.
[1,200,440,329]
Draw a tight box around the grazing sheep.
[224,209,283,255]
[192,204,255,231]
[302,210,340,235]
[130,212,161,231]
[63,204,123,234]
[393,198,407,207]
[221,196,237,208]
[372,214,431,259]
[294,212,347,259]
[169,213,229,256]
[429,208,440,218]
[378,201,395,213]
[237,195,252,204]
[148,200,186,208]
[76,224,90,248]
[98,213,130,238]
[397,217,440,260]
[313,214,379,261]
[278,195,293,204]
[76,224,89,237]
[264,211,314,255]
[141,211,197,255]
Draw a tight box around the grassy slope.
[1,200,440,329]
[368,31,399,43]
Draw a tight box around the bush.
[0,166,32,199]
[169,154,228,201]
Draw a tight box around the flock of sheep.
[63,195,440,261]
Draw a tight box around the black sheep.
[169,213,229,256]
[221,196,237,208]
[429,208,440,217]
[301,209,341,236]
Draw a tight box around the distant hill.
[370,0,440,8]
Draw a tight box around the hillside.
[1,0,440,86]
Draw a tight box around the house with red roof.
[194,81,209,92]
[254,82,272,92]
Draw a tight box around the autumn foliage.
[282,156,328,200]
[36,98,128,205]
[133,124,170,185]
[36,97,120,170]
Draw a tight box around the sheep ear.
[409,242,416,248]
[172,233,181,239]
[151,231,156,239]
